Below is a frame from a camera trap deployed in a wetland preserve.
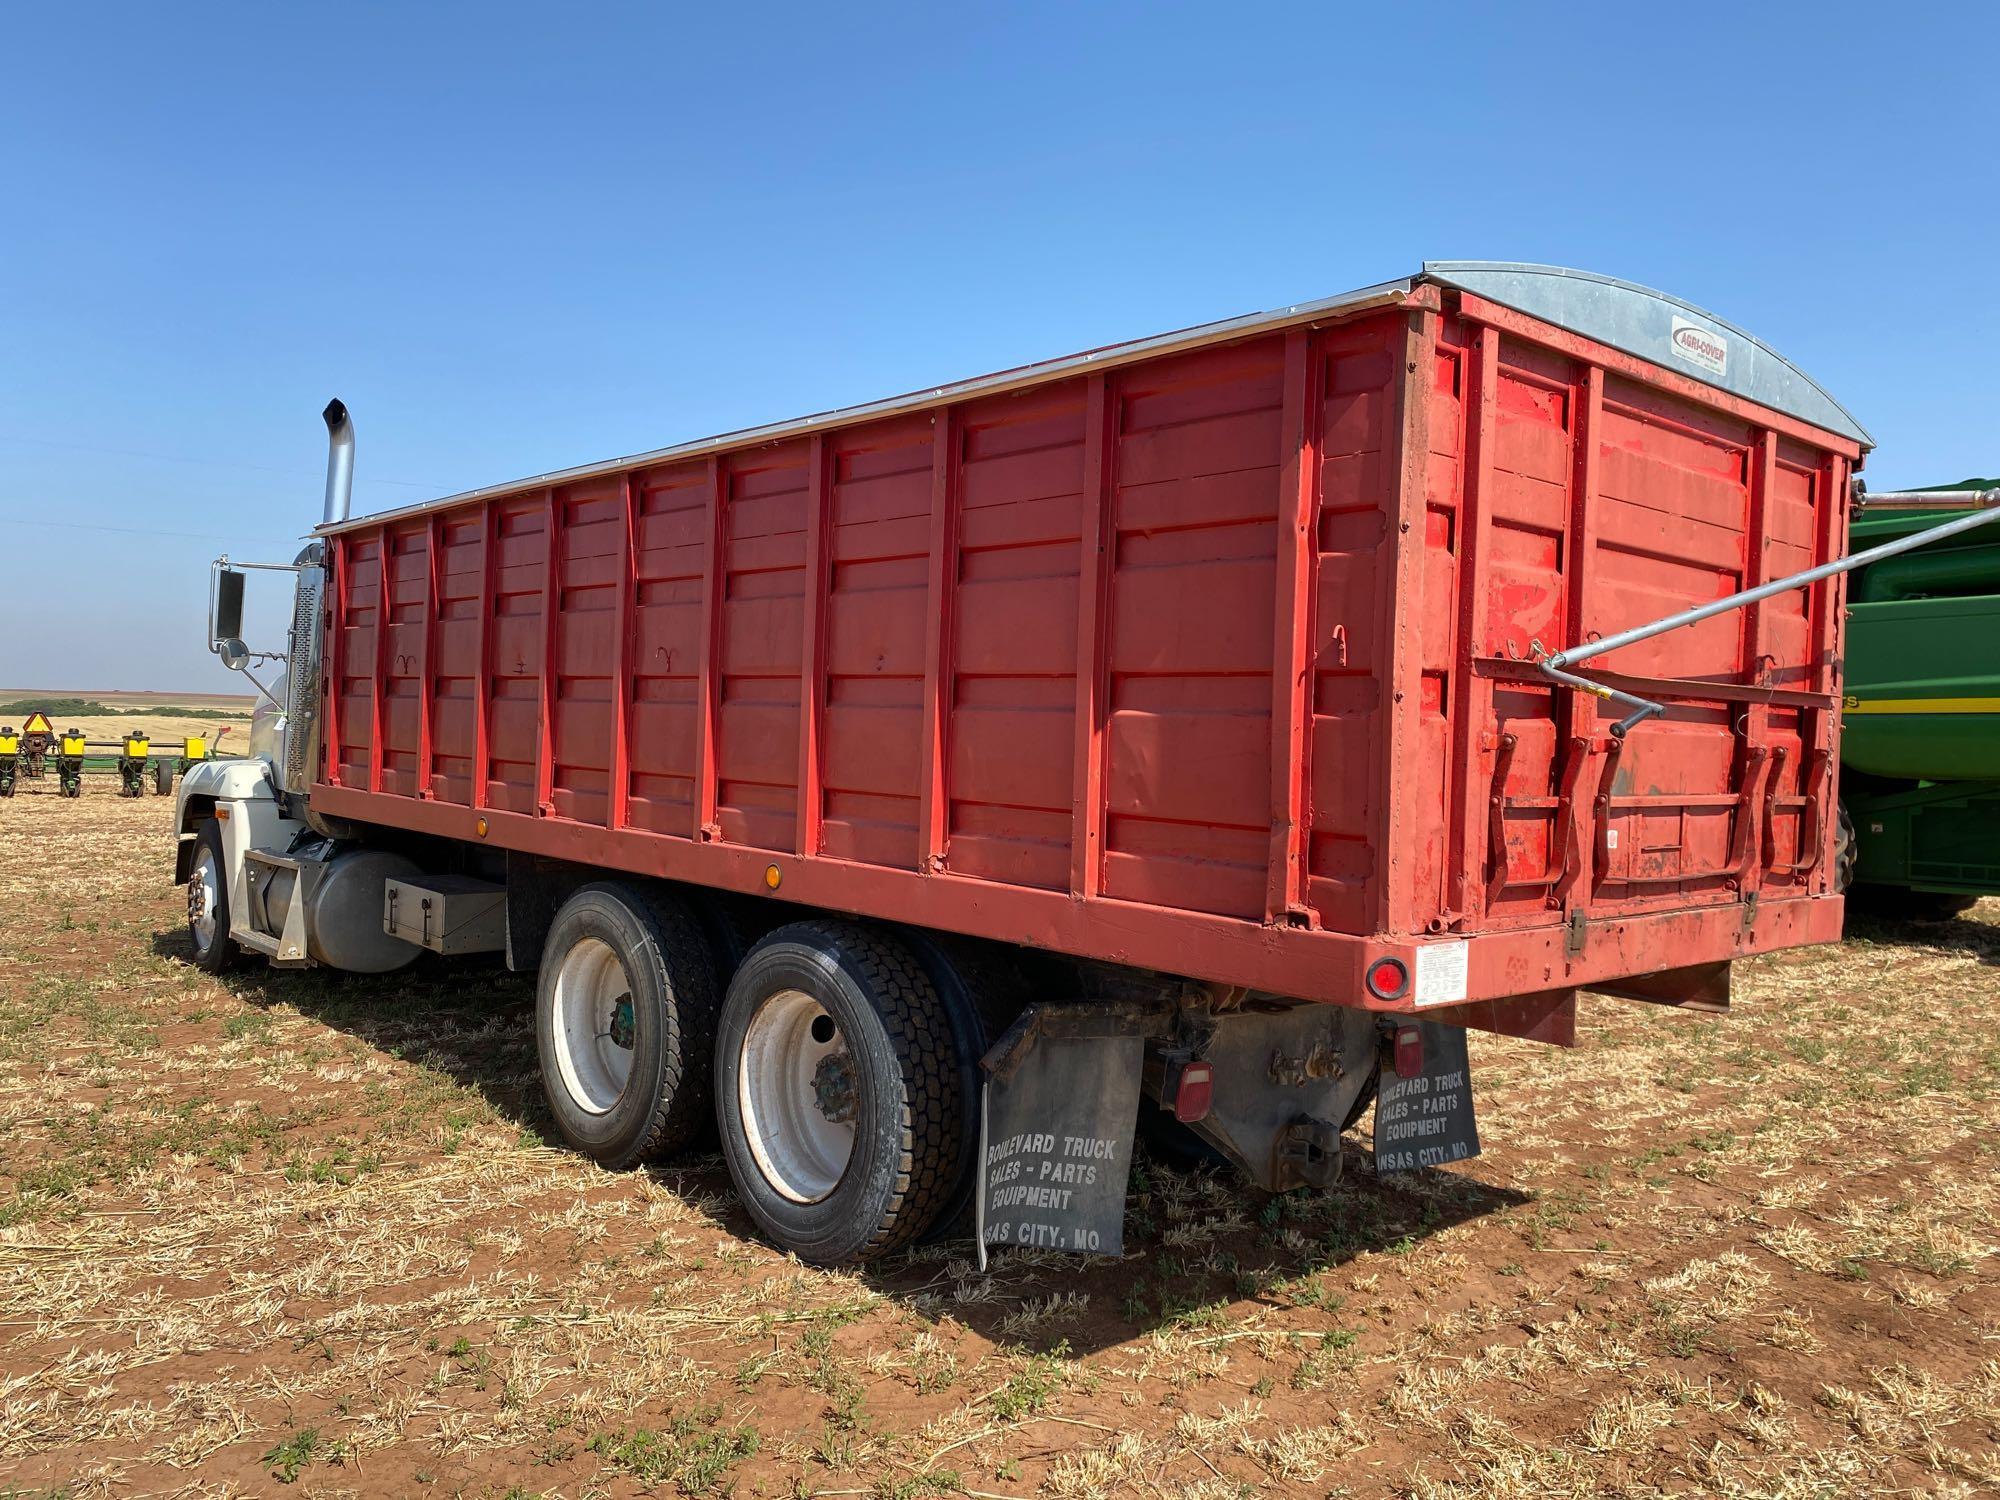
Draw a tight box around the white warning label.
[1413,941,1469,1007]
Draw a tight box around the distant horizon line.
[0,686,256,702]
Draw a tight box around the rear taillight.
[1393,1024,1424,1079]
[1365,955,1409,1001]
[1169,1059,1214,1123]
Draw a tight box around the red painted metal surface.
[314,284,1858,1011]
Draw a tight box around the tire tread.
[756,920,964,1260]
[187,820,239,975]
[619,884,721,1166]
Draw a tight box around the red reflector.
[1172,1060,1214,1123]
[1394,1025,1424,1079]
[1365,956,1409,1001]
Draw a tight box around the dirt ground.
[0,790,1994,1498]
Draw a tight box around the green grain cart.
[1843,479,2000,917]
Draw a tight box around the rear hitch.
[1277,1115,1344,1190]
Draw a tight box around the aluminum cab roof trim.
[320,263,1866,536]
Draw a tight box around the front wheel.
[185,820,238,973]
[535,883,719,1169]
[716,921,966,1265]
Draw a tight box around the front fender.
[172,756,290,890]
[175,755,278,825]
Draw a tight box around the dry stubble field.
[0,788,1995,1499]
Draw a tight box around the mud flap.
[975,1006,1145,1270]
[1372,1020,1481,1174]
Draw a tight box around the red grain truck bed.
[311,263,1864,1027]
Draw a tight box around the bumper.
[1385,893,1845,1012]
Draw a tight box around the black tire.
[1834,801,1858,893]
[685,890,763,986]
[534,882,719,1169]
[1340,1068,1378,1132]
[1136,1097,1231,1173]
[675,889,768,1156]
[185,820,238,973]
[715,920,966,1265]
[894,929,1030,1239]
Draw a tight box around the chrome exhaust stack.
[279,398,349,813]
[322,398,354,527]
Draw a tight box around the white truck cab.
[174,402,423,977]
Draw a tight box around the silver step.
[240,847,313,963]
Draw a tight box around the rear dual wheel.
[716,923,969,1265]
[534,892,977,1264]
[535,883,720,1169]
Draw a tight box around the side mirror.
[211,566,246,649]
[217,638,252,671]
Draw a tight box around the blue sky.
[2,2,1995,691]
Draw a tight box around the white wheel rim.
[738,989,856,1203]
[188,847,219,949]
[550,937,637,1116]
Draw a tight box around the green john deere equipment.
[55,730,86,799]
[1842,478,2000,918]
[116,732,153,798]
